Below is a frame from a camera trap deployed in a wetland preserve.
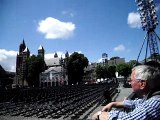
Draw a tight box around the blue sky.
[0,0,160,72]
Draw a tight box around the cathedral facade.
[15,40,30,86]
[39,51,69,87]
[15,40,45,87]
[15,40,68,87]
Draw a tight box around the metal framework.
[135,0,160,62]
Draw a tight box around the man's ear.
[140,80,147,89]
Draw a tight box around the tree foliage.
[67,52,88,85]
[0,65,14,88]
[103,65,109,78]
[116,63,130,78]
[95,65,110,79]
[95,65,104,79]
[95,64,116,79]
[0,65,6,78]
[108,65,116,78]
[128,60,137,72]
[26,55,46,87]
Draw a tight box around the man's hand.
[92,111,108,120]
[102,102,114,112]
[92,111,100,120]
[102,101,124,112]
[99,112,108,120]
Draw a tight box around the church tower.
[65,51,69,58]
[38,45,45,60]
[16,40,30,86]
[16,40,26,74]
[23,46,30,60]
[54,52,58,58]
[19,39,26,53]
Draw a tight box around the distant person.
[92,64,160,120]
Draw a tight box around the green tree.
[67,52,88,85]
[26,55,46,87]
[108,65,116,78]
[128,60,137,73]
[0,65,6,78]
[0,65,14,88]
[95,65,103,79]
[95,64,116,79]
[158,55,160,61]
[116,63,130,78]
[117,63,131,86]
[103,65,109,78]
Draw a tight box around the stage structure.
[135,0,160,62]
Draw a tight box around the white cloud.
[0,49,17,72]
[37,17,75,39]
[45,53,55,60]
[45,51,82,60]
[114,44,126,52]
[62,10,75,17]
[74,51,82,54]
[127,12,141,28]
[0,49,81,72]
[98,58,103,63]
[45,51,65,60]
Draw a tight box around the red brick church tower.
[16,40,30,86]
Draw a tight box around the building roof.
[38,45,44,50]
[45,58,61,67]
[23,46,29,53]
[43,66,62,73]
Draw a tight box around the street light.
[135,0,160,62]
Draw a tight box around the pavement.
[114,83,133,101]
[87,83,133,120]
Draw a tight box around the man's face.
[130,70,142,92]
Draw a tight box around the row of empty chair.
[0,82,118,119]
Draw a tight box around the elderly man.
[92,64,160,120]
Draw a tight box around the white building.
[39,52,68,87]
[39,66,68,87]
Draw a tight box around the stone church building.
[15,40,68,87]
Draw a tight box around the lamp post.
[135,0,160,62]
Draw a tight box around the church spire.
[65,51,69,58]
[19,39,26,53]
[54,52,58,58]
[38,45,45,59]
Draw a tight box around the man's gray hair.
[132,65,160,89]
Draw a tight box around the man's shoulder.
[147,96,160,106]
[150,95,160,99]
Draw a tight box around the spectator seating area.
[0,82,118,119]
